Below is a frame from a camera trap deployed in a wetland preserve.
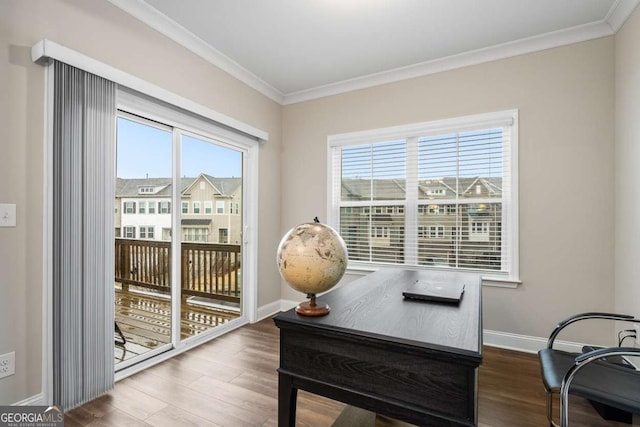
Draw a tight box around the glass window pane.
[116,116,172,364]
[340,205,404,264]
[181,134,244,330]
[459,129,503,199]
[341,141,406,202]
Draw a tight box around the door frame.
[42,62,261,401]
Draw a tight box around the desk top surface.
[274,268,482,361]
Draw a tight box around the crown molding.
[106,0,285,104]
[606,0,640,32]
[107,0,638,107]
[283,1,638,105]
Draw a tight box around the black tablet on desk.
[403,281,465,303]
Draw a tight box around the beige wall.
[615,8,640,318]
[282,37,616,343]
[0,0,282,404]
[0,0,633,407]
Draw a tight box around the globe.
[276,221,348,316]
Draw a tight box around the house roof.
[116,174,241,197]
[342,177,502,200]
[203,174,242,196]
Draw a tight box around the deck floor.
[115,289,240,365]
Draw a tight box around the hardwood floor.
[68,318,632,426]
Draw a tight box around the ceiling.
[108,0,638,104]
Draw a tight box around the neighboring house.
[340,176,503,270]
[115,174,242,244]
[180,174,242,244]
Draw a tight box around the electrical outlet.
[0,352,15,379]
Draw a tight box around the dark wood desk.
[273,268,482,427]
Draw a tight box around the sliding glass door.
[114,112,245,370]
[180,133,243,340]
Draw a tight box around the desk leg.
[278,372,297,427]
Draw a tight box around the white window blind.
[329,110,518,277]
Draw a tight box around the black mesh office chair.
[538,312,640,426]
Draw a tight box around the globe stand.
[296,293,330,317]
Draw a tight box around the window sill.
[345,264,521,288]
[345,265,377,276]
[481,276,522,288]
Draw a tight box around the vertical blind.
[52,61,116,409]
[332,114,514,274]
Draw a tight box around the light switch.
[0,204,16,227]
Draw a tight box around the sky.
[116,117,242,179]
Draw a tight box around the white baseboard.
[280,299,299,311]
[483,329,584,354]
[255,300,298,320]
[256,300,283,321]
[14,393,44,406]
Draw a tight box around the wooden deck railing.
[115,238,241,303]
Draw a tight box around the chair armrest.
[547,312,636,349]
[574,346,640,364]
[560,347,640,426]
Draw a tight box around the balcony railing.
[115,238,241,303]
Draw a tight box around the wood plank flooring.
[69,318,633,426]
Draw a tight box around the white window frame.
[181,201,189,214]
[123,201,136,214]
[147,201,156,214]
[193,201,201,214]
[219,228,229,243]
[183,227,208,242]
[159,201,171,214]
[138,201,146,214]
[371,226,389,239]
[123,226,135,238]
[427,205,445,215]
[204,201,213,214]
[116,88,260,315]
[428,225,445,239]
[469,219,490,242]
[139,225,154,240]
[216,201,225,214]
[327,110,519,284]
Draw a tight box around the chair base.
[115,322,127,346]
[589,400,633,424]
